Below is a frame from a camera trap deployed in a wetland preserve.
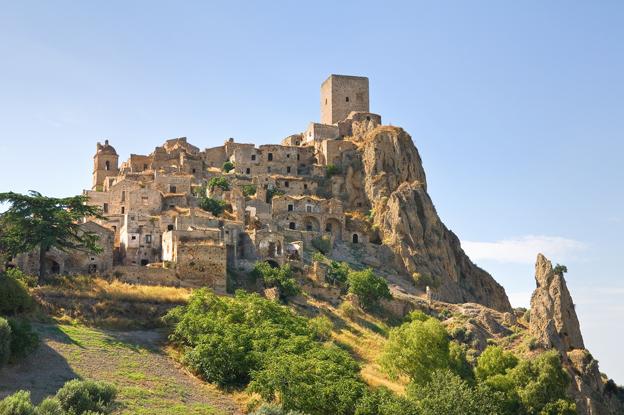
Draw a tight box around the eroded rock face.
[529,254,624,415]
[529,253,584,351]
[351,126,511,312]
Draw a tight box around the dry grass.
[37,277,192,304]
[302,296,407,394]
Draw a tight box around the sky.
[0,1,622,382]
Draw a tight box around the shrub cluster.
[222,161,234,173]
[242,184,257,197]
[0,271,33,314]
[251,262,300,300]
[346,268,392,310]
[0,379,116,415]
[198,197,228,216]
[379,313,577,415]
[208,176,230,191]
[165,289,366,415]
[0,317,38,368]
[311,236,331,255]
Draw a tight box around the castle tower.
[320,74,369,125]
[92,140,119,190]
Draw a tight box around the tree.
[347,268,391,310]
[406,369,506,415]
[475,346,519,381]
[0,191,103,280]
[379,316,450,385]
[208,176,230,191]
[252,262,300,300]
[222,160,234,173]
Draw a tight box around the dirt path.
[0,323,242,415]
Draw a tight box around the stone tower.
[92,140,119,190]
[320,74,369,125]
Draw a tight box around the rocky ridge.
[345,126,511,312]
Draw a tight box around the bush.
[0,317,11,367]
[250,403,306,415]
[198,197,227,216]
[266,188,285,203]
[35,397,64,415]
[0,390,35,415]
[7,319,39,361]
[222,161,234,173]
[311,236,332,255]
[308,315,333,341]
[406,369,506,415]
[553,264,568,275]
[339,300,357,320]
[242,184,257,197]
[251,262,300,300]
[208,176,230,191]
[475,345,519,381]
[326,261,349,286]
[355,386,419,415]
[379,315,451,385]
[0,272,33,314]
[4,268,37,288]
[55,379,116,415]
[325,164,342,177]
[165,289,314,387]
[311,251,326,263]
[248,346,365,415]
[346,269,391,310]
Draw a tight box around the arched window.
[345,96,350,102]
[352,233,359,244]
[289,222,296,230]
[105,161,110,171]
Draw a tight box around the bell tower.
[92,140,119,190]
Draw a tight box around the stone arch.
[324,217,342,240]
[303,216,320,232]
[105,160,110,171]
[352,233,359,244]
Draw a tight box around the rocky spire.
[529,253,584,351]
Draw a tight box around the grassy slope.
[0,323,241,414]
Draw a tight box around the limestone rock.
[352,126,511,312]
[529,253,584,351]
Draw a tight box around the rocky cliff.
[529,254,624,415]
[345,126,511,312]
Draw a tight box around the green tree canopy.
[346,268,391,310]
[0,191,103,279]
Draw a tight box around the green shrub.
[208,176,230,191]
[5,268,37,288]
[308,315,333,341]
[311,251,326,263]
[0,317,11,367]
[165,289,313,387]
[311,236,331,255]
[346,268,391,310]
[242,184,257,197]
[0,272,33,314]
[355,386,419,415]
[0,390,35,415]
[540,399,577,415]
[35,397,64,415]
[7,319,39,361]
[248,346,365,415]
[222,161,234,173]
[251,262,300,300]
[250,403,306,415]
[198,197,227,216]
[325,164,342,177]
[553,264,568,275]
[379,315,451,385]
[406,369,506,415]
[326,261,349,286]
[475,345,519,381]
[55,379,116,415]
[339,300,357,320]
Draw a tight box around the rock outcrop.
[529,253,584,351]
[529,253,624,415]
[350,126,511,312]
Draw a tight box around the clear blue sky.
[1,1,622,382]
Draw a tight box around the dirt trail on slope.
[0,323,242,415]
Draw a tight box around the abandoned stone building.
[29,74,383,292]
